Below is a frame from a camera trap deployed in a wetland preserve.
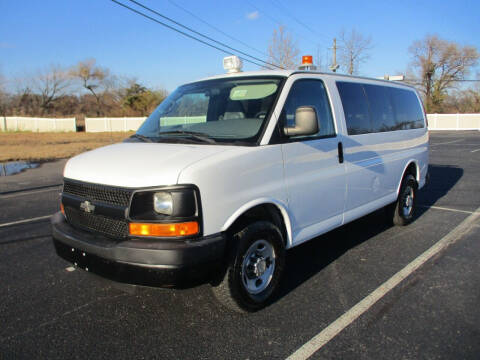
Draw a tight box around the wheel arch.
[396,160,420,195]
[221,199,293,248]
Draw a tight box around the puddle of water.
[0,161,40,176]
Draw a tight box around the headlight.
[153,192,173,215]
[129,187,198,220]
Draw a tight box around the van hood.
[63,142,232,188]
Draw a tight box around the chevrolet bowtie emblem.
[80,200,95,213]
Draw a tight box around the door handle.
[338,142,344,164]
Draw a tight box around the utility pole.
[329,38,339,72]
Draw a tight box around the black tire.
[388,174,417,226]
[211,221,285,313]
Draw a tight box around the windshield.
[136,77,283,145]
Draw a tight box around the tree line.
[1,32,479,119]
[0,58,167,120]
[267,28,480,114]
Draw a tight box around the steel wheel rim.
[402,185,414,217]
[241,239,276,295]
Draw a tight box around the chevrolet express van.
[52,56,429,312]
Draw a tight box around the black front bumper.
[51,212,226,287]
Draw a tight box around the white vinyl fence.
[427,114,480,130]
[85,114,479,132]
[84,116,206,132]
[85,117,146,132]
[2,114,479,133]
[0,117,76,132]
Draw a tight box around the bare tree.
[408,35,479,112]
[443,88,480,113]
[0,71,5,91]
[338,29,373,75]
[70,58,110,114]
[266,25,300,69]
[0,66,171,118]
[31,65,72,114]
[0,71,7,116]
[315,45,327,72]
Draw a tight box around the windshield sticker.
[230,83,278,100]
[232,89,248,98]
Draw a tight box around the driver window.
[281,79,335,138]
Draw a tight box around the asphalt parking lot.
[1,131,479,359]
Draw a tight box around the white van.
[52,56,429,312]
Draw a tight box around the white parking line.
[430,143,479,146]
[429,139,463,146]
[0,215,53,228]
[471,148,480,153]
[419,205,477,215]
[0,186,62,199]
[287,206,480,360]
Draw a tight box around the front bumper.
[51,212,226,287]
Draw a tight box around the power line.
[108,0,266,68]
[244,0,312,45]
[120,0,282,69]
[244,0,284,29]
[405,79,480,82]
[167,0,268,58]
[106,0,271,69]
[268,0,328,42]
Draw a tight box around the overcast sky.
[1,0,479,91]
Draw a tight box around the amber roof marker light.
[298,55,317,71]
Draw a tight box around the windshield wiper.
[129,134,154,143]
[158,130,216,144]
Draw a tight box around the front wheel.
[388,174,417,226]
[211,221,285,313]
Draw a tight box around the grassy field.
[0,132,134,162]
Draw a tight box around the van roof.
[191,69,416,90]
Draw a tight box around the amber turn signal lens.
[60,203,65,216]
[129,221,199,237]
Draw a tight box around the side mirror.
[283,106,319,136]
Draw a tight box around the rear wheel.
[211,221,285,313]
[388,174,417,226]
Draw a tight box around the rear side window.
[336,82,371,134]
[281,79,335,138]
[389,88,425,129]
[363,84,396,132]
[337,81,425,134]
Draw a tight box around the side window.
[390,88,425,130]
[363,84,396,132]
[281,79,335,138]
[336,82,371,135]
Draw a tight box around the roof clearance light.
[379,75,405,81]
[298,55,317,71]
[388,75,405,81]
[223,55,243,73]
